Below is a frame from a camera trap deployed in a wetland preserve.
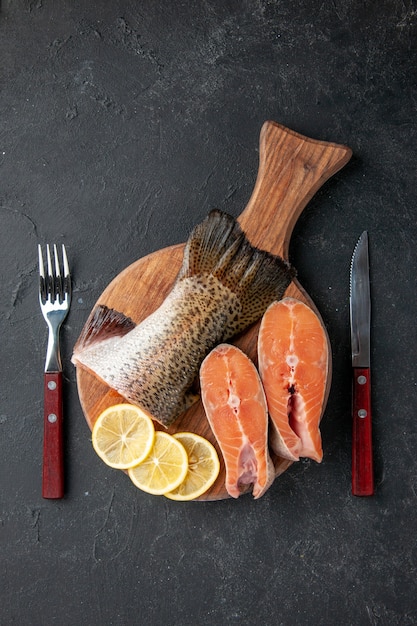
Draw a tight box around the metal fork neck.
[44,317,63,372]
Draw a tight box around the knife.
[350,231,374,496]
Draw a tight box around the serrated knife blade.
[350,231,374,496]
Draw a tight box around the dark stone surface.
[1,1,416,624]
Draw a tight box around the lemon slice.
[128,431,188,495]
[165,432,220,501]
[92,404,155,470]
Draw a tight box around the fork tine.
[45,244,55,301]
[62,244,70,281]
[38,244,47,302]
[52,244,63,301]
[53,244,61,278]
[38,244,45,278]
[62,245,71,300]
[46,244,53,278]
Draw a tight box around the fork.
[38,244,71,499]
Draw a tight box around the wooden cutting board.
[75,121,352,500]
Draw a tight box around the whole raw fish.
[72,210,295,426]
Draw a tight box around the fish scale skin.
[73,210,295,427]
[77,277,239,425]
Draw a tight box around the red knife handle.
[352,367,374,496]
[42,372,64,499]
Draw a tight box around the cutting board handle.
[238,121,352,257]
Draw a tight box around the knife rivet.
[357,375,367,385]
[47,381,57,390]
[358,409,367,419]
[48,413,57,423]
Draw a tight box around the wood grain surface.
[75,121,352,500]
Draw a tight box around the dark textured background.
[1,1,416,624]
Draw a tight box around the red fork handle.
[352,367,374,496]
[42,372,64,498]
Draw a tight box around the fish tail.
[179,209,296,334]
